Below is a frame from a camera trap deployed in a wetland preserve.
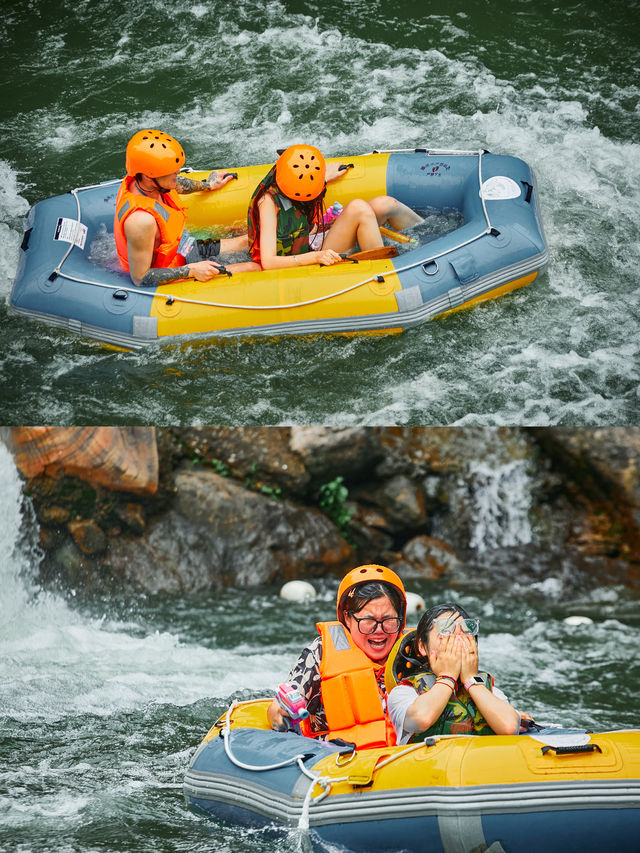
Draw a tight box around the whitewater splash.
[0,441,286,723]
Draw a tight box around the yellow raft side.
[146,154,398,338]
[205,699,640,797]
[180,153,392,230]
[149,258,401,337]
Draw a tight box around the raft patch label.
[54,217,87,250]
[420,163,451,176]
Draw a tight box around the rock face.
[105,468,353,593]
[5,426,640,594]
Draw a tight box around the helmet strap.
[152,177,172,195]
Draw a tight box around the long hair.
[247,164,326,262]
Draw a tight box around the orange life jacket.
[316,620,395,749]
[114,176,187,271]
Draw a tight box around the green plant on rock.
[245,461,281,500]
[319,476,352,537]
[210,457,229,477]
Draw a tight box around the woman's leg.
[322,199,383,253]
[368,195,424,230]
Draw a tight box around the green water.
[1,0,639,425]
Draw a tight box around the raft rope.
[219,701,350,831]
[48,150,496,315]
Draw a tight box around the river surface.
[1,443,639,852]
[1,0,639,425]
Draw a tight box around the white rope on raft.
[50,150,494,313]
[218,701,349,831]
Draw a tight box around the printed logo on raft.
[420,163,451,176]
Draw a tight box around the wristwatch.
[463,675,484,690]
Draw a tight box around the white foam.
[0,444,291,723]
[0,160,30,299]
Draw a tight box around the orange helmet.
[275,145,325,200]
[125,130,185,178]
[337,565,406,625]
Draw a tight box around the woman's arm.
[267,638,324,731]
[460,635,520,734]
[257,195,341,270]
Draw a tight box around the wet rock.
[8,427,158,495]
[174,427,310,496]
[105,469,354,593]
[352,475,428,533]
[377,427,533,478]
[391,535,463,580]
[290,427,385,485]
[68,519,107,555]
[115,502,146,534]
[38,505,70,525]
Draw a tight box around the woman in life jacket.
[386,603,521,745]
[247,145,423,269]
[266,565,407,749]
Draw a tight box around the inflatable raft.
[11,148,548,349]
[184,699,640,853]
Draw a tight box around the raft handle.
[21,228,32,252]
[113,290,128,301]
[490,228,501,237]
[521,181,533,203]
[338,163,354,172]
[48,271,58,282]
[422,260,440,276]
[541,744,602,756]
[166,296,175,306]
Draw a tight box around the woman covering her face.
[387,603,521,746]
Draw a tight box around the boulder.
[7,427,158,495]
[351,474,428,533]
[289,427,385,485]
[104,468,354,593]
[173,427,310,496]
[392,534,464,579]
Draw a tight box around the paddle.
[339,246,399,263]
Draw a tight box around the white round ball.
[405,591,426,614]
[563,615,594,626]
[279,580,317,602]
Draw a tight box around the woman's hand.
[312,248,343,266]
[325,162,352,183]
[266,698,290,732]
[431,633,461,680]
[188,260,223,281]
[459,633,479,684]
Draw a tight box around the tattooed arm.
[123,209,221,286]
[176,170,237,194]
